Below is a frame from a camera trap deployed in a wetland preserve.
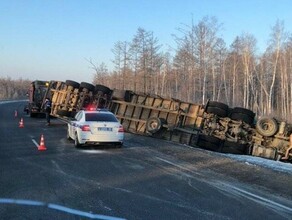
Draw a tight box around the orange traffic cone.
[19,118,24,128]
[38,134,47,151]
[14,110,18,118]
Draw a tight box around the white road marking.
[51,160,67,175]
[32,139,39,148]
[155,156,202,177]
[0,198,126,220]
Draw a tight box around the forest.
[91,17,292,122]
[1,17,291,122]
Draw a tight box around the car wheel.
[74,133,81,148]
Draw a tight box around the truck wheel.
[111,89,126,101]
[229,112,254,125]
[206,107,228,118]
[256,117,278,137]
[207,101,229,111]
[95,84,112,95]
[231,107,255,118]
[206,101,229,117]
[65,80,80,89]
[229,107,255,125]
[80,82,95,92]
[146,117,167,134]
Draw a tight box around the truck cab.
[25,80,49,117]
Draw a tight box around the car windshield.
[85,112,118,122]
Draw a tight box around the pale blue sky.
[0,0,291,83]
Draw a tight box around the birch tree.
[112,41,131,90]
[262,20,287,114]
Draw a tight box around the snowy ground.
[222,153,292,174]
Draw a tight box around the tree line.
[91,17,292,122]
[0,77,30,100]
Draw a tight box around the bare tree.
[0,77,31,100]
[173,16,224,103]
[260,20,288,115]
[86,58,109,86]
[112,41,131,90]
[129,28,162,93]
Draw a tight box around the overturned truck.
[28,79,292,163]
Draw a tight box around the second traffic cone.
[19,118,24,128]
[38,134,47,151]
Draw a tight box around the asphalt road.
[0,100,291,220]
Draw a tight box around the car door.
[71,111,83,139]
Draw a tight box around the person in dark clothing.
[44,98,52,125]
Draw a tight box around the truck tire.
[256,117,278,137]
[65,80,80,89]
[146,117,167,134]
[231,107,255,118]
[206,101,229,117]
[229,107,255,125]
[207,101,229,111]
[80,82,95,92]
[196,134,222,152]
[229,112,254,125]
[124,90,133,102]
[95,85,111,95]
[206,107,228,118]
[112,89,126,101]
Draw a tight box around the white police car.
[67,109,124,147]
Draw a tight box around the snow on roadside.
[223,153,292,174]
